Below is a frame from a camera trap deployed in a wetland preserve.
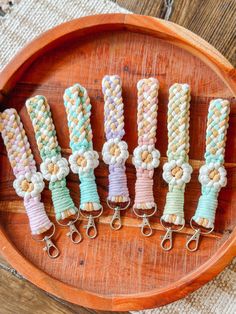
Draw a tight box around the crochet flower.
[13,171,45,200]
[199,163,227,191]
[102,138,129,166]
[69,149,99,174]
[40,156,69,182]
[163,159,192,186]
[132,145,160,170]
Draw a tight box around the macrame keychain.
[186,98,230,251]
[26,96,82,244]
[0,108,59,258]
[161,83,192,250]
[63,83,102,239]
[102,75,130,230]
[132,78,160,236]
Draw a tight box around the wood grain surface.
[113,0,236,66]
[0,1,235,314]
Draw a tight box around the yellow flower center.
[141,150,153,164]
[77,156,87,168]
[171,166,183,179]
[47,163,59,174]
[109,144,121,157]
[209,169,220,182]
[21,180,34,192]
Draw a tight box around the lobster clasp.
[186,229,201,252]
[140,214,153,237]
[161,227,173,251]
[66,221,82,244]
[43,236,60,259]
[110,207,122,230]
[84,215,97,239]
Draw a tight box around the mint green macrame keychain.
[26,95,82,244]
[161,83,192,250]
[63,84,102,239]
[186,98,230,251]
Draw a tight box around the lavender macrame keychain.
[102,75,130,230]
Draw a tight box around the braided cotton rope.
[132,78,160,209]
[26,96,77,221]
[102,75,129,203]
[0,108,52,235]
[193,99,230,228]
[162,83,192,225]
[63,83,101,212]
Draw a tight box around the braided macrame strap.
[193,99,230,228]
[132,78,160,209]
[0,109,52,235]
[102,75,129,203]
[26,96,77,221]
[162,83,192,225]
[63,84,101,212]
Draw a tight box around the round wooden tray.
[0,14,235,311]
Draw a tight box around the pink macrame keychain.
[0,108,59,258]
[132,78,160,236]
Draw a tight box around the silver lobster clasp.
[133,204,157,237]
[84,214,97,239]
[110,207,122,230]
[140,214,153,237]
[160,227,173,251]
[33,223,60,259]
[66,221,82,244]
[43,236,60,259]
[186,229,201,252]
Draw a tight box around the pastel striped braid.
[162,83,192,225]
[132,78,160,209]
[193,99,230,228]
[26,96,77,221]
[63,84,101,212]
[102,75,129,203]
[0,108,52,235]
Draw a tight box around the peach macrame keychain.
[132,78,160,236]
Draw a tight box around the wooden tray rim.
[0,14,235,311]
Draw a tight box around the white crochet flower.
[199,163,227,191]
[132,145,160,170]
[163,159,192,186]
[40,156,69,182]
[69,149,99,174]
[102,138,129,165]
[13,171,45,200]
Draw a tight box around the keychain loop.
[80,206,103,239]
[160,217,185,251]
[56,209,82,244]
[186,218,214,252]
[133,204,157,237]
[107,198,131,231]
[32,223,60,259]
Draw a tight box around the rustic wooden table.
[0,1,235,313]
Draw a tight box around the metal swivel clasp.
[66,221,82,244]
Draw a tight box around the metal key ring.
[106,197,131,211]
[186,217,214,252]
[189,217,214,235]
[160,216,185,233]
[56,207,80,227]
[32,223,56,242]
[79,206,103,219]
[32,223,60,259]
[132,203,157,218]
